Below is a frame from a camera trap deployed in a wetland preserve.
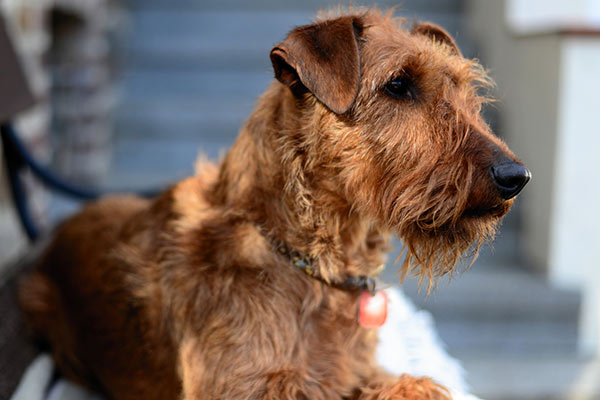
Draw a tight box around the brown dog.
[20,8,529,400]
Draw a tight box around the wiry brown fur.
[20,8,526,400]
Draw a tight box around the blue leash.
[1,122,161,242]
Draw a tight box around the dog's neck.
[210,83,388,282]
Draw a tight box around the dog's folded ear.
[412,22,462,57]
[270,16,363,115]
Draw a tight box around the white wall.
[550,38,600,289]
[467,0,562,274]
[551,38,600,356]
[469,0,600,356]
[506,0,600,34]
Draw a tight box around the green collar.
[263,229,378,293]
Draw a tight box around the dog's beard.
[396,216,498,291]
[382,160,501,290]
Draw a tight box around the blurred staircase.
[109,0,470,189]
[382,231,587,400]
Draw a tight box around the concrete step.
[114,70,272,142]
[112,136,208,180]
[437,319,578,355]
[462,355,600,400]
[118,10,472,72]
[119,10,312,72]
[402,265,580,323]
[378,226,581,356]
[126,0,464,14]
[387,255,581,356]
[118,70,271,102]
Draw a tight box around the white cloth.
[10,355,54,400]
[377,288,482,400]
[12,288,482,400]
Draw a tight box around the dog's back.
[19,195,181,399]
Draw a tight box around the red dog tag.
[358,290,388,328]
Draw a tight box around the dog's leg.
[180,338,450,400]
[19,271,95,387]
[181,365,337,400]
[180,338,356,400]
[180,360,339,399]
[349,374,452,400]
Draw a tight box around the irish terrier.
[20,8,530,400]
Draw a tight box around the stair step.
[114,69,271,143]
[399,266,580,324]
[120,10,312,71]
[117,70,271,122]
[382,236,581,356]
[126,0,464,14]
[462,356,600,400]
[438,320,579,355]
[111,136,225,180]
[118,10,470,72]
[116,115,239,148]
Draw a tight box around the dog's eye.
[384,77,415,101]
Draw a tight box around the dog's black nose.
[491,163,531,200]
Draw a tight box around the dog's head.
[270,9,530,282]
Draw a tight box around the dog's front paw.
[356,374,452,400]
